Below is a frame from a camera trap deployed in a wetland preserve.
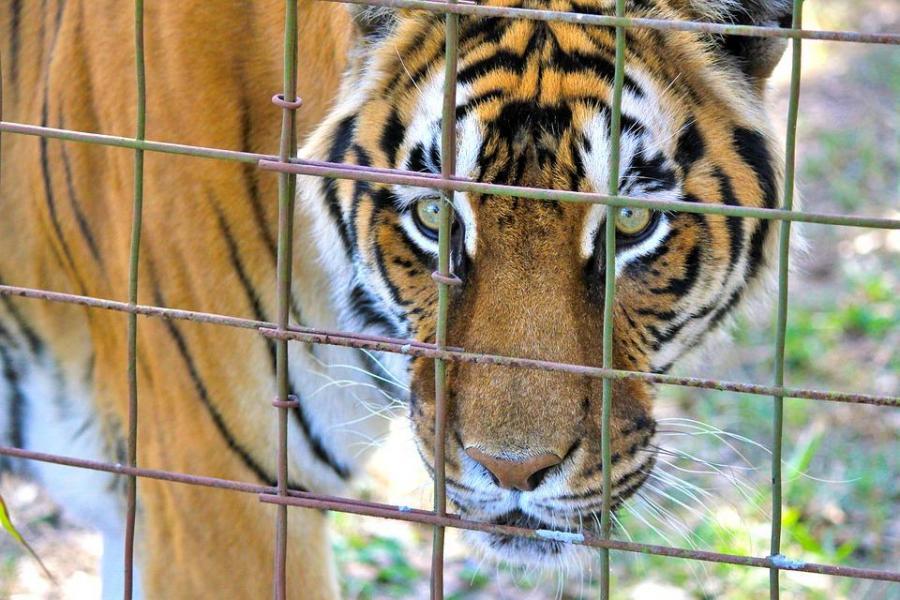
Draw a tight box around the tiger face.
[302,0,790,565]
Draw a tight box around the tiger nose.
[465,448,563,491]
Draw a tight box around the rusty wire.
[0,1,897,598]
[1,283,896,408]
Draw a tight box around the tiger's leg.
[138,479,338,599]
[4,343,141,599]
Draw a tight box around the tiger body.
[0,0,790,598]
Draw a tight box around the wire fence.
[0,1,898,599]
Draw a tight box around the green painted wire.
[124,1,146,598]
[431,2,460,598]
[600,0,628,597]
[770,1,804,598]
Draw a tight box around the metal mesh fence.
[0,1,898,599]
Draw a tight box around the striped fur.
[1,0,791,595]
[300,0,791,567]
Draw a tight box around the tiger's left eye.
[615,206,653,237]
[414,197,442,239]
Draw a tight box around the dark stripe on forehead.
[547,46,644,98]
[458,50,525,85]
[675,120,705,175]
[459,15,513,48]
[622,147,676,194]
[380,109,406,168]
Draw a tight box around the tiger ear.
[349,5,397,41]
[698,0,794,80]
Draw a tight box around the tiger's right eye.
[615,207,653,237]
[414,197,443,240]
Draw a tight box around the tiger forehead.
[359,8,689,183]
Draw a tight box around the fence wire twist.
[0,1,897,599]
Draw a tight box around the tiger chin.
[1,0,791,597]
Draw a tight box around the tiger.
[0,0,792,597]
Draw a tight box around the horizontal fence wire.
[0,444,895,584]
[0,0,897,596]
[324,0,900,45]
[0,284,896,408]
[2,122,898,230]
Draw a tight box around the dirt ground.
[1,1,897,599]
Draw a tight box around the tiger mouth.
[484,510,578,557]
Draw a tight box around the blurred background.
[1,1,897,598]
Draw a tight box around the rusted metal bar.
[0,443,895,583]
[0,285,895,407]
[257,159,900,230]
[259,493,900,583]
[322,0,900,45]
[0,285,444,350]
[2,121,897,230]
[123,2,146,598]
[0,121,268,162]
[260,327,900,407]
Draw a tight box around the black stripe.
[380,108,406,167]
[9,0,22,87]
[322,115,357,256]
[0,276,43,355]
[59,114,102,264]
[149,278,289,488]
[348,284,397,332]
[209,200,351,480]
[0,346,24,451]
[547,46,644,98]
[458,50,525,85]
[674,119,704,175]
[648,243,701,296]
[713,167,745,276]
[39,12,88,295]
[290,392,351,480]
[732,127,778,208]
[209,199,269,336]
[237,96,278,262]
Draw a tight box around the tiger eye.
[615,206,653,236]
[415,197,443,233]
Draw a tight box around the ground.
[0,1,897,598]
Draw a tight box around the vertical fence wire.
[431,2,460,598]
[1,1,897,596]
[599,0,627,596]
[770,1,804,598]
[123,1,146,598]
[273,0,301,597]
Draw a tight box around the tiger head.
[301,0,790,565]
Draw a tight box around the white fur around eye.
[580,205,672,274]
[615,213,671,277]
[400,208,440,256]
